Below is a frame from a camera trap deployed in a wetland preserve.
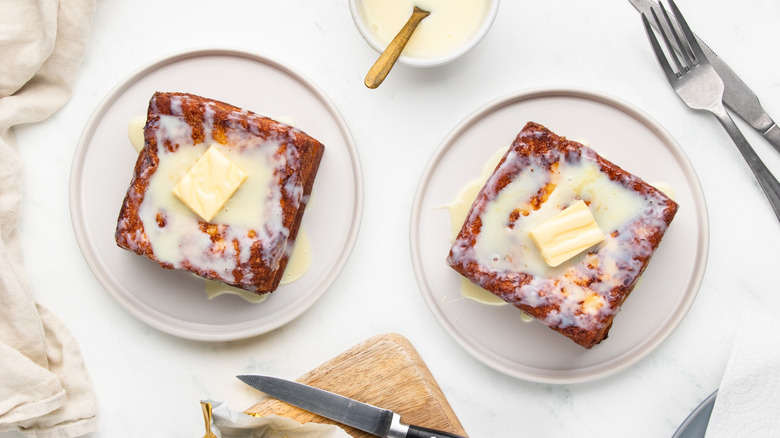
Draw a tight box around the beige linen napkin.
[0,0,97,437]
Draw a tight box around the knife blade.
[629,0,780,153]
[237,375,467,438]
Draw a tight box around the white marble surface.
[6,0,780,436]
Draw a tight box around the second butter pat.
[172,144,248,222]
[529,200,605,267]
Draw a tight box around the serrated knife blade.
[629,0,780,153]
[237,375,467,438]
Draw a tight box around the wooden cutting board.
[245,333,468,437]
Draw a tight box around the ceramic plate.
[410,88,708,383]
[71,48,363,341]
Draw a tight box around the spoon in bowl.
[364,6,430,89]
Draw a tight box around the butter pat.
[172,144,248,222]
[529,200,605,267]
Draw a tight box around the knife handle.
[762,124,780,155]
[406,424,468,438]
[712,107,780,222]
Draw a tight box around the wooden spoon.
[364,6,430,89]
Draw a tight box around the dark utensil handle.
[713,106,780,222]
[406,424,468,438]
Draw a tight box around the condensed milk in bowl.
[350,0,500,67]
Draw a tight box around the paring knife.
[237,375,467,438]
[629,0,780,154]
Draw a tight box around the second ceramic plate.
[71,48,363,341]
[410,88,708,383]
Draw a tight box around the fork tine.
[667,0,708,63]
[649,8,685,75]
[657,3,694,70]
[642,13,678,82]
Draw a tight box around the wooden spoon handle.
[364,7,430,89]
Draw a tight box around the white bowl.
[349,0,500,68]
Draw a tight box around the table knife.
[237,375,467,438]
[629,0,780,154]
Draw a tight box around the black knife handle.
[406,424,468,438]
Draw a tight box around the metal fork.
[642,0,780,222]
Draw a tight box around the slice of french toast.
[115,92,324,294]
